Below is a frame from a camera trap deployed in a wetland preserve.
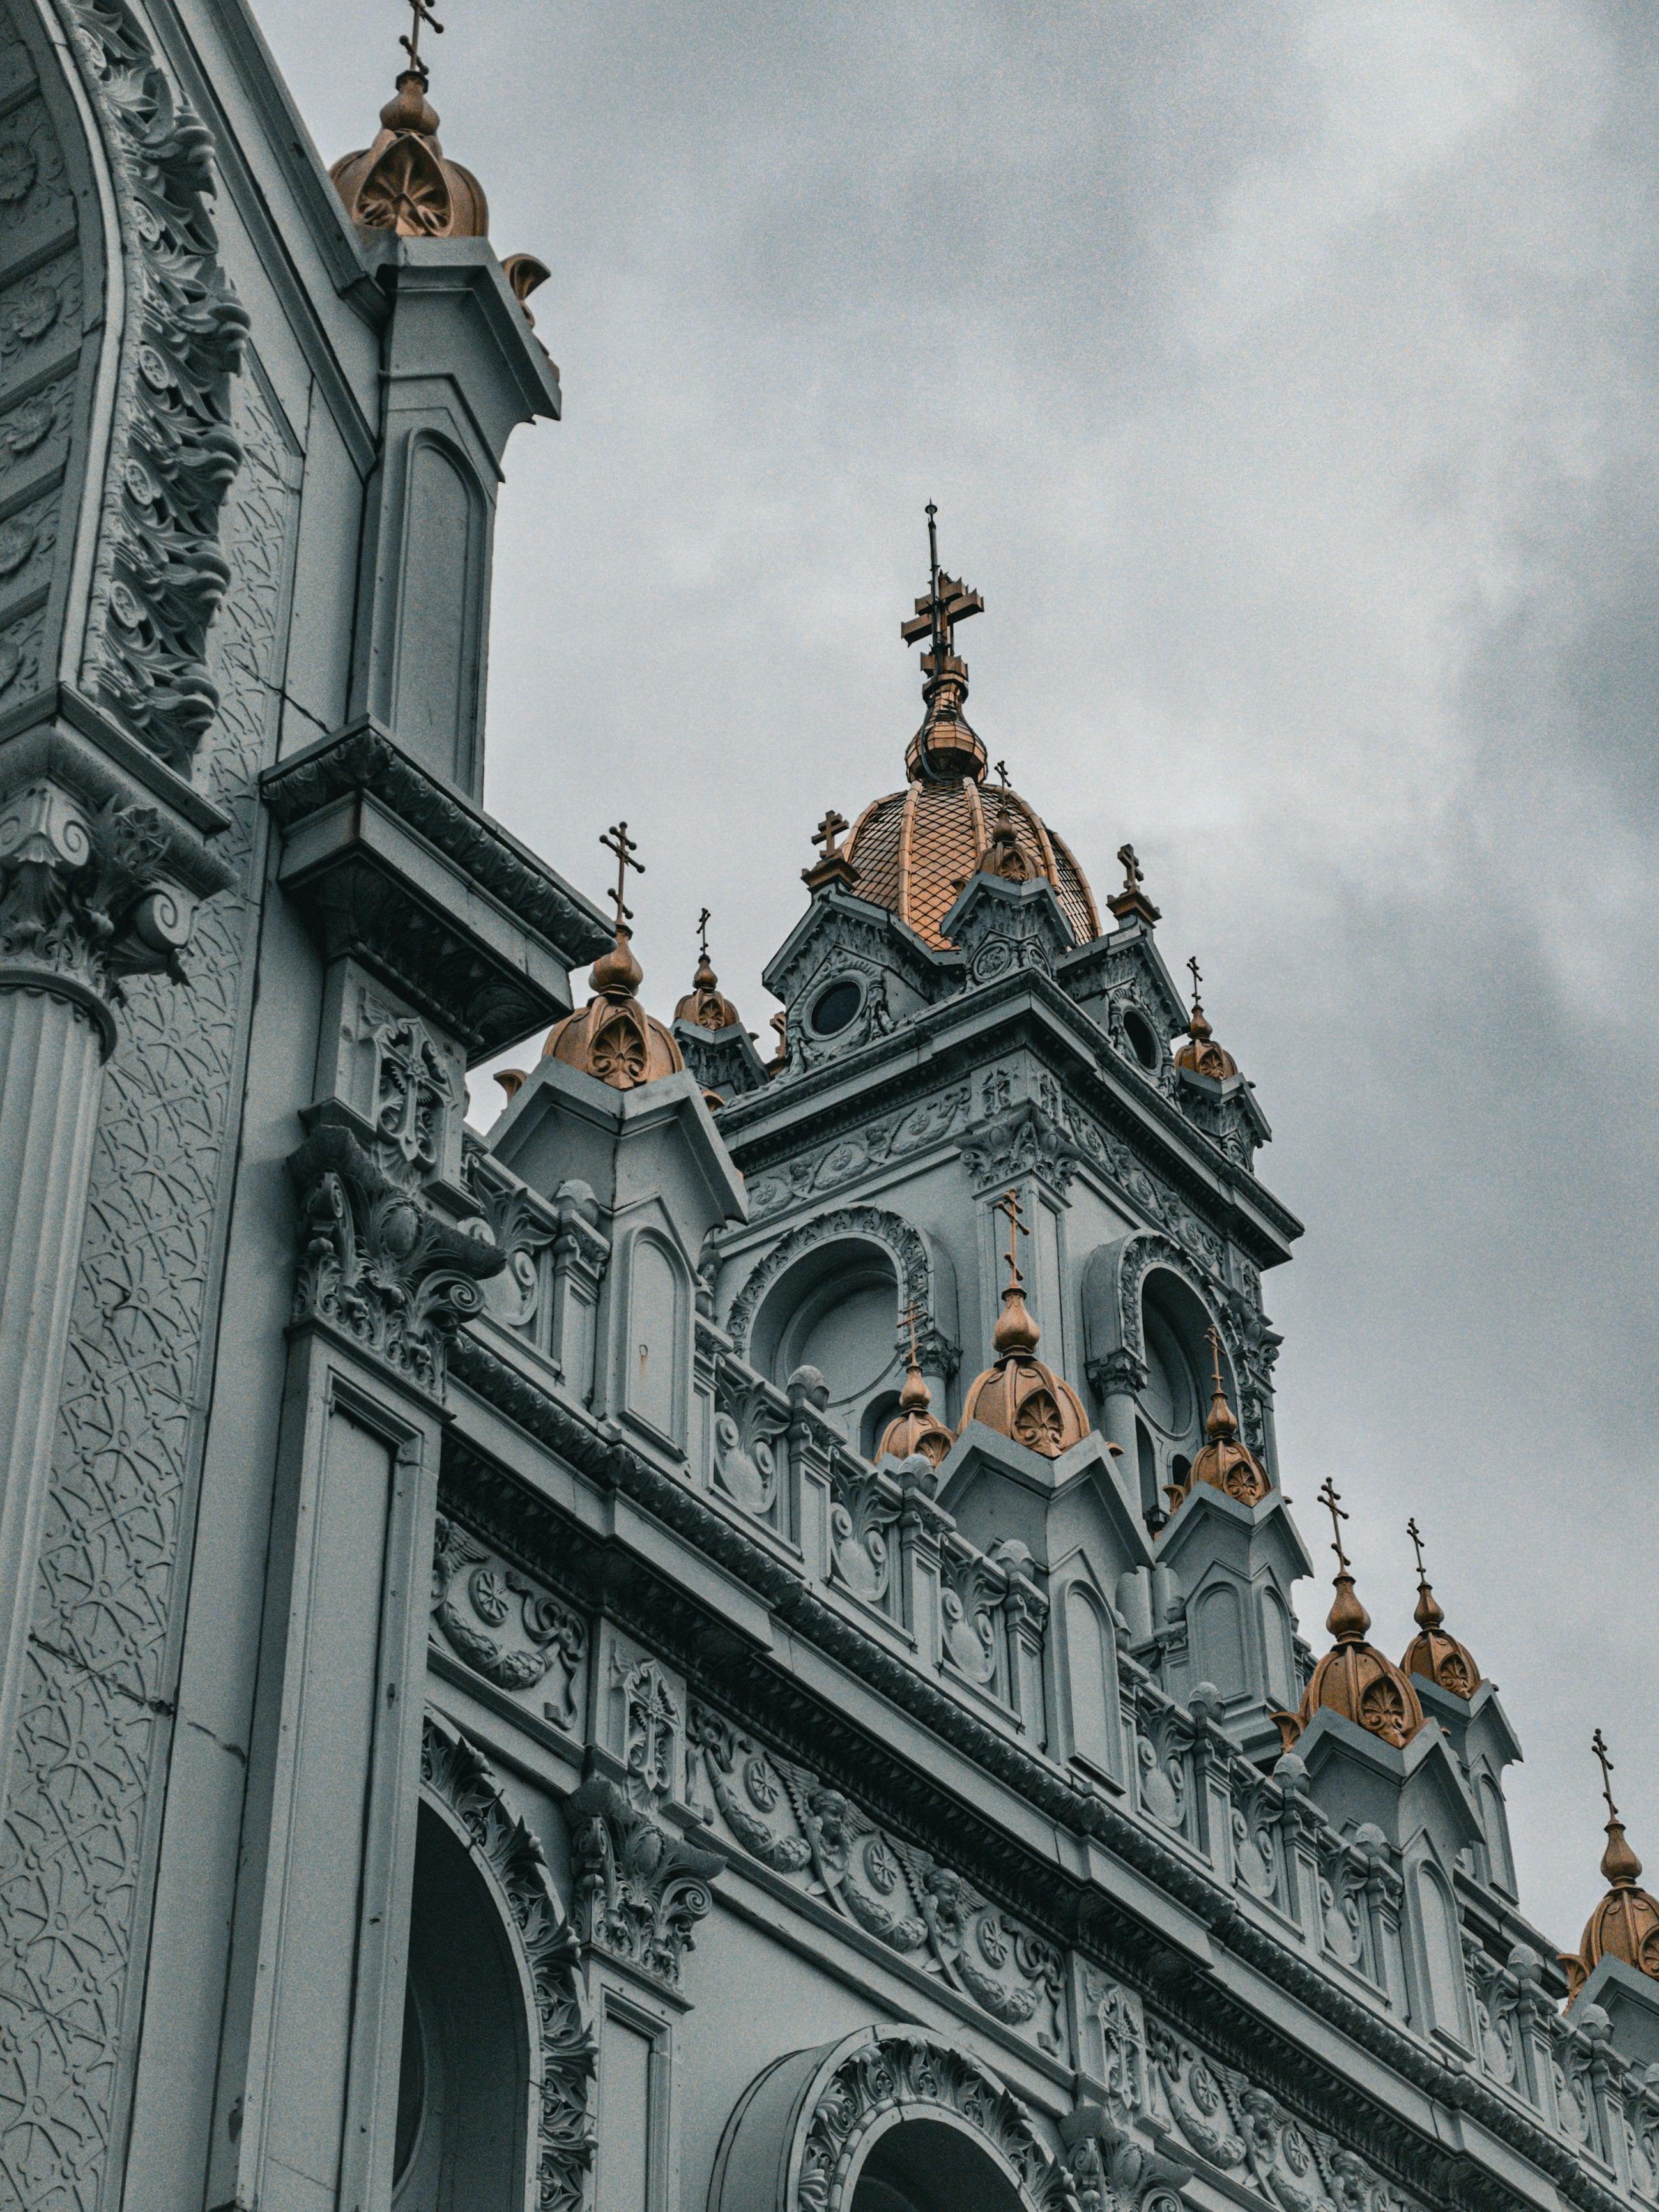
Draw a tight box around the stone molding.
[958,1097,1085,1198]
[724,1203,959,1379]
[742,1084,972,1223]
[431,1513,586,1726]
[289,1114,505,1400]
[710,2024,1080,2212]
[420,1713,596,2212]
[564,1751,724,1992]
[441,1345,1635,2212]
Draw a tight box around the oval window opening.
[1123,1008,1159,1071]
[811,979,862,1036]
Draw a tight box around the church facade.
[0,8,1655,2212]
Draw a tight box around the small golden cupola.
[959,1190,1089,1460]
[1174,959,1239,1081]
[1561,1731,1659,2001]
[1274,1478,1425,1754]
[674,910,744,1033]
[544,823,683,1090]
[1166,1327,1271,1511]
[1400,1518,1481,1698]
[876,1306,956,1467]
[330,4,489,238]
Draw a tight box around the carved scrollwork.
[744,1086,971,1221]
[712,1359,789,1520]
[288,1116,503,1397]
[420,1716,596,2212]
[564,1759,723,1990]
[958,1099,1083,1198]
[430,1517,587,1727]
[828,1459,901,1608]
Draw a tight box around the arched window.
[623,1231,689,1448]
[852,2119,1028,2211]
[1138,1271,1218,1507]
[750,1239,901,1440]
[1262,1587,1297,1709]
[1062,1582,1122,1781]
[1413,1859,1469,2045]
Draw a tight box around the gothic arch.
[725,1207,960,1378]
[708,2024,1077,2212]
[418,1713,595,2212]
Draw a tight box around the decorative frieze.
[431,1515,587,1730]
[742,1085,972,1220]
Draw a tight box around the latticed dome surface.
[846,779,1099,952]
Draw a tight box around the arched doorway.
[851,2116,1029,2211]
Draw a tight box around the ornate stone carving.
[712,1358,788,1520]
[687,1704,1067,2055]
[827,1459,901,1609]
[0,781,198,1049]
[725,1204,958,1378]
[613,1654,681,1803]
[421,1715,596,2212]
[289,1117,503,1398]
[1061,1115,1227,1279]
[743,1085,971,1220]
[796,2027,1080,2212]
[1062,2104,1191,2212]
[431,1516,587,1728]
[958,1099,1083,1197]
[57,0,250,768]
[0,356,300,2209]
[565,1760,722,1990]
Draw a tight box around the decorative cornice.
[442,1336,1635,2212]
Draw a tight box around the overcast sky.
[253,0,1659,1953]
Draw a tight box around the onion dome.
[543,822,682,1090]
[1166,1331,1270,1510]
[876,1313,954,1467]
[674,916,744,1032]
[1561,1732,1659,2000]
[960,1191,1089,1460]
[841,509,1099,952]
[330,61,489,238]
[1400,1519,1481,1698]
[1274,1477,1425,1754]
[1174,961,1239,1080]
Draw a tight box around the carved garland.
[724,1204,957,1377]
[420,1714,596,2212]
[50,0,249,768]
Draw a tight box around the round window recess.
[1122,1008,1160,1071]
[811,979,863,1037]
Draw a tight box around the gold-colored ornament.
[542,821,683,1090]
[1400,1518,1481,1698]
[959,1189,1089,1460]
[1560,1730,1659,2000]
[330,3,489,239]
[876,1303,956,1467]
[838,513,1098,951]
[674,909,744,1032]
[1107,842,1161,927]
[1274,1477,1424,1755]
[802,808,859,894]
[1174,957,1240,1081]
[1165,1327,1270,1511]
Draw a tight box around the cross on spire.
[1593,1728,1621,1824]
[1118,844,1144,896]
[1317,1476,1350,1577]
[901,503,984,663]
[696,906,711,961]
[903,1299,922,1368]
[600,820,643,934]
[401,0,443,77]
[1204,1324,1227,1398]
[813,809,848,862]
[992,1187,1029,1292]
[1407,1516,1428,1582]
[1186,954,1204,1007]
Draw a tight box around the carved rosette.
[0,781,197,1051]
[564,1760,724,1990]
[420,1716,596,2212]
[287,1117,505,1398]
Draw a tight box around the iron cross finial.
[401,0,444,76]
[813,809,849,862]
[599,820,643,933]
[904,1299,922,1367]
[1204,1323,1227,1398]
[1593,1728,1621,1824]
[1317,1476,1350,1578]
[1186,954,1204,1006]
[1117,843,1145,896]
[1407,1516,1428,1582]
[901,505,984,663]
[992,1187,1029,1292]
[696,906,711,961]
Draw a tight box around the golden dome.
[960,1190,1089,1460]
[674,931,743,1033]
[1173,966,1239,1080]
[331,66,489,238]
[1166,1331,1270,1511]
[1275,1478,1425,1755]
[1400,1520,1481,1698]
[1561,1733,1659,2000]
[543,928,683,1091]
[876,1342,955,1467]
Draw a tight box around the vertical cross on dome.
[900,503,984,663]
[401,0,444,77]
[1317,1475,1350,1575]
[993,1187,1028,1291]
[600,820,643,933]
[1593,1728,1621,1823]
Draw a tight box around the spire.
[1107,842,1161,926]
[1400,1517,1481,1697]
[1559,1730,1659,1998]
[876,1302,956,1467]
[959,1188,1089,1458]
[1175,954,1240,1080]
[901,504,987,785]
[1273,1475,1425,1754]
[674,908,744,1032]
[1317,1475,1370,1644]
[542,823,684,1089]
[330,0,490,238]
[990,1186,1039,1358]
[802,807,859,894]
[1165,1326,1271,1510]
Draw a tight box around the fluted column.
[0,779,196,1807]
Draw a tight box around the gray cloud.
[255,0,1659,1946]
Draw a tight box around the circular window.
[1122,1008,1160,1071]
[811,979,862,1036]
